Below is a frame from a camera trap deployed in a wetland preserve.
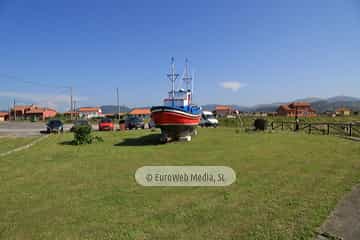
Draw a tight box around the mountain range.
[202,96,360,113]
[99,96,360,114]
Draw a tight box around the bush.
[73,125,103,145]
[254,119,268,131]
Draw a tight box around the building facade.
[215,105,233,117]
[277,102,317,117]
[335,108,351,116]
[10,105,57,120]
[0,112,9,121]
[128,108,151,118]
[78,107,103,119]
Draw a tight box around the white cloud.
[0,91,88,111]
[220,81,247,92]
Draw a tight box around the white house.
[78,107,103,119]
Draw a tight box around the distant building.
[335,108,351,116]
[63,111,80,119]
[10,105,57,120]
[0,112,9,121]
[277,102,316,117]
[104,112,126,118]
[323,110,336,117]
[215,105,233,117]
[267,112,278,117]
[128,108,151,118]
[11,105,31,119]
[25,107,57,120]
[78,107,103,119]
[252,112,268,117]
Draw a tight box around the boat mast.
[183,58,192,91]
[167,57,179,100]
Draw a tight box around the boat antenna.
[192,70,195,101]
[183,58,192,91]
[167,57,179,99]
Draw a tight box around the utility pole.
[8,103,10,121]
[73,100,77,120]
[13,99,16,121]
[116,87,120,120]
[70,87,73,121]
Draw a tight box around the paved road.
[0,121,73,137]
[316,184,360,240]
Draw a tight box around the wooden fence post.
[327,124,330,135]
[349,123,352,137]
[282,122,284,130]
[271,122,274,130]
[309,124,311,134]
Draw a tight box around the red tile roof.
[0,112,9,117]
[278,102,316,115]
[289,102,311,107]
[26,108,56,114]
[215,105,231,111]
[128,108,151,115]
[78,107,101,112]
[13,105,32,111]
[279,104,296,111]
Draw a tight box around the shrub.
[254,119,268,131]
[72,125,103,145]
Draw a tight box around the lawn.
[0,137,38,154]
[0,128,359,239]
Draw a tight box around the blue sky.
[0,0,359,111]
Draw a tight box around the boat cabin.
[164,89,192,108]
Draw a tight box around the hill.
[100,105,131,114]
[201,96,360,113]
[98,96,360,114]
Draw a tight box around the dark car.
[125,116,145,130]
[99,118,114,131]
[70,120,91,132]
[148,119,156,129]
[46,119,64,133]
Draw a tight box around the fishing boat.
[151,58,201,142]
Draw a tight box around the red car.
[98,118,114,131]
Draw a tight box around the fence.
[271,121,360,138]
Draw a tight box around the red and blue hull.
[151,106,201,141]
[151,106,200,126]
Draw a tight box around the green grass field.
[0,137,38,154]
[0,128,359,239]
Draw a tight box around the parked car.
[125,116,145,130]
[99,118,114,131]
[148,119,156,129]
[70,120,91,132]
[200,111,218,127]
[46,119,64,133]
